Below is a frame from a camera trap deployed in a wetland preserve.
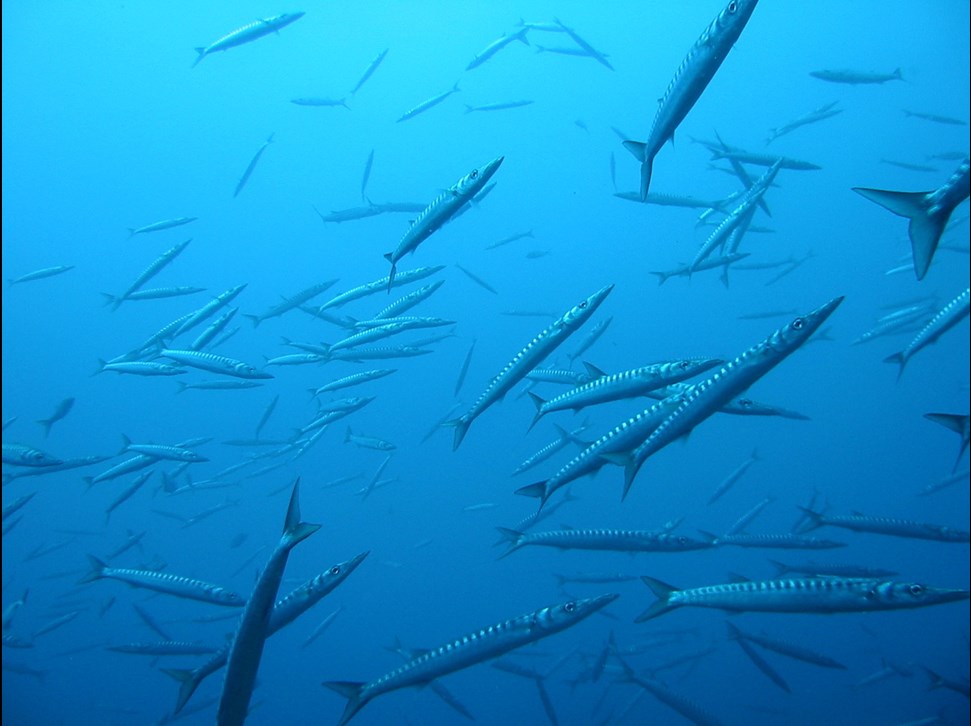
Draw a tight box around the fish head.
[536,593,619,633]
[871,581,970,609]
[456,156,505,197]
[714,0,760,36]
[768,296,844,353]
[561,284,615,328]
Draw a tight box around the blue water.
[3,2,969,724]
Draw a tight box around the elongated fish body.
[124,443,208,463]
[160,349,272,379]
[884,287,969,375]
[810,67,902,84]
[617,659,726,726]
[498,527,712,555]
[290,97,348,107]
[173,283,247,338]
[765,102,842,144]
[624,0,759,199]
[193,12,305,67]
[465,100,534,113]
[636,575,970,621]
[511,423,587,476]
[98,360,186,377]
[245,279,337,327]
[314,369,396,395]
[711,149,821,171]
[328,322,410,352]
[34,397,74,438]
[799,508,970,543]
[529,358,721,426]
[190,308,238,351]
[727,624,847,669]
[111,239,191,310]
[350,48,388,95]
[374,280,444,319]
[854,158,970,279]
[109,641,220,656]
[651,252,751,285]
[466,27,530,70]
[709,532,846,549]
[314,203,383,224]
[2,454,111,484]
[7,264,74,286]
[707,450,759,505]
[689,161,781,273]
[732,630,791,692]
[233,133,274,198]
[323,593,617,725]
[384,157,504,286]
[621,297,842,498]
[166,552,368,714]
[396,82,461,122]
[552,18,613,70]
[217,480,320,726]
[79,556,245,606]
[317,266,445,312]
[2,443,62,467]
[127,217,197,238]
[769,561,899,579]
[449,284,613,450]
[517,393,684,506]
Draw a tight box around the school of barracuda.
[2,2,968,724]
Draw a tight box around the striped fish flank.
[448,285,614,449]
[619,297,842,498]
[78,556,245,607]
[623,0,759,198]
[527,357,722,428]
[193,12,305,68]
[384,157,503,287]
[636,575,969,621]
[497,526,713,556]
[323,593,617,725]
[884,287,969,377]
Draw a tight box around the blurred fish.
[192,12,305,68]
[810,67,903,84]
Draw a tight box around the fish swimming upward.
[623,0,759,199]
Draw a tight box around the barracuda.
[623,0,759,199]
[497,526,712,556]
[636,575,969,621]
[323,593,617,725]
[618,297,843,498]
[192,12,305,68]
[384,157,504,287]
[884,287,969,377]
[448,284,613,450]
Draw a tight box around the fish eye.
[738,398,752,408]
[679,360,690,370]
[678,536,688,545]
[791,317,805,330]
[578,301,588,309]
[908,584,924,597]
[564,602,576,613]
[470,169,479,178]
[728,1,738,12]
[330,566,341,575]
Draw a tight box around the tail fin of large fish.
[622,140,654,200]
[635,576,681,622]
[322,681,368,726]
[853,186,943,280]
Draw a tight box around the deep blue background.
[3,2,968,724]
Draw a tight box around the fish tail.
[35,418,53,439]
[634,576,679,622]
[649,271,669,286]
[794,505,824,531]
[525,392,546,432]
[282,478,322,546]
[443,416,471,451]
[322,681,367,726]
[882,351,907,381]
[77,555,108,584]
[853,186,943,280]
[191,48,207,69]
[243,314,261,328]
[494,527,524,558]
[160,667,205,714]
[767,559,789,578]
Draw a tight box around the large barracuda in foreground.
[384,157,503,287]
[617,296,843,498]
[323,593,617,725]
[447,284,613,450]
[623,0,759,199]
[636,575,969,621]
[217,480,320,726]
[192,12,305,68]
[853,158,970,280]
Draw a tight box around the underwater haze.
[2,1,969,725]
